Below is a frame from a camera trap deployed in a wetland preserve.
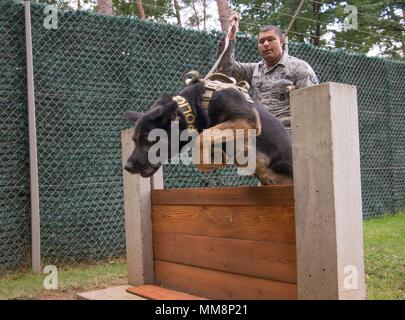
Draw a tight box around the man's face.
[258,30,284,65]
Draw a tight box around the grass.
[0,258,127,300]
[0,213,403,300]
[363,213,404,300]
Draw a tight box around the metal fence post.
[24,0,41,274]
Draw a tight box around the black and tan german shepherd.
[124,80,293,185]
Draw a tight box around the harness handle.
[204,19,237,80]
[205,72,236,84]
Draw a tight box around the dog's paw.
[285,85,296,93]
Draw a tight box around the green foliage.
[230,0,336,46]
[229,0,404,58]
[37,0,404,57]
[332,0,404,58]
[36,0,72,11]
[112,0,175,21]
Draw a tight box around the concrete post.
[291,82,366,300]
[121,128,163,285]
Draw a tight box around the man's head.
[258,25,285,66]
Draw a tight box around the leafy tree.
[331,0,404,58]
[229,0,404,58]
[229,0,336,46]
[36,0,72,11]
[112,0,174,22]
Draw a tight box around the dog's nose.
[124,162,135,173]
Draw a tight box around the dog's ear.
[125,111,143,123]
[154,100,178,123]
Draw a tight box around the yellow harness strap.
[172,95,197,131]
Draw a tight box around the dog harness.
[172,72,254,131]
[201,73,254,110]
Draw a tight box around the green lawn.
[0,259,127,300]
[363,213,404,300]
[0,213,403,300]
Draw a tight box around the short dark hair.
[259,25,286,49]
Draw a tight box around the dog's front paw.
[285,85,296,93]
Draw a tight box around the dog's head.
[124,96,178,177]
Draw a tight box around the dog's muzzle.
[124,162,161,177]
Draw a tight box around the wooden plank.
[77,286,146,300]
[152,205,295,244]
[154,233,297,283]
[152,185,294,206]
[126,285,208,300]
[155,260,297,300]
[291,83,365,299]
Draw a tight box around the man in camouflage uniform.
[216,13,319,132]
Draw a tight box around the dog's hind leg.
[254,152,293,185]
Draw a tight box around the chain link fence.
[0,0,404,272]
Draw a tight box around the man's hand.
[228,11,239,40]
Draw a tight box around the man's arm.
[214,13,256,83]
[295,61,319,89]
[215,37,257,83]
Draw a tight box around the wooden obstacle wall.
[151,185,297,300]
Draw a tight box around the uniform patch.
[310,74,319,84]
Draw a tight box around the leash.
[178,16,254,118]
[204,19,238,80]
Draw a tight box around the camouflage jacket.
[215,38,319,130]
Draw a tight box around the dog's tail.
[271,161,293,177]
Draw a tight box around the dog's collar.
[172,95,197,131]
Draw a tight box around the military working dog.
[124,79,292,185]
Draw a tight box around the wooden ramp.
[149,185,297,300]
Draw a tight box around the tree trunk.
[402,8,405,57]
[203,0,206,30]
[173,0,182,26]
[77,0,81,10]
[312,1,321,46]
[97,0,113,15]
[191,0,200,30]
[136,0,146,20]
[216,0,229,32]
